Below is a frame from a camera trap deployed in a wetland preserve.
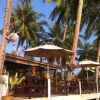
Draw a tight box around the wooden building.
[4,53,100,99]
[4,54,50,97]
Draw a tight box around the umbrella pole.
[47,64,51,100]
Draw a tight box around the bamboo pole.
[71,0,84,64]
[0,0,12,75]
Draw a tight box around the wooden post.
[71,0,84,64]
[86,67,89,81]
[47,64,51,100]
[79,80,81,95]
[0,0,12,75]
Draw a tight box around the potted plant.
[9,73,25,95]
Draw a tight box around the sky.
[0,0,55,29]
[0,0,55,53]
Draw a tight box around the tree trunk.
[96,38,100,93]
[62,24,67,42]
[96,38,100,62]
[71,0,84,64]
[0,0,12,74]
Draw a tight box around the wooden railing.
[13,78,48,97]
[51,79,99,95]
[12,78,100,97]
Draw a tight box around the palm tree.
[71,0,84,64]
[0,0,12,74]
[96,34,100,62]
[81,0,100,62]
[47,0,78,45]
[10,0,45,48]
[96,32,100,92]
[78,34,96,61]
[47,0,83,63]
[79,1,100,91]
[48,0,100,62]
[48,23,73,50]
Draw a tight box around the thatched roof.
[25,44,74,57]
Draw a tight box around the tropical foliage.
[78,34,97,61]
[46,0,100,62]
[9,73,25,90]
[10,0,45,48]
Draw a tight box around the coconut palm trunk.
[62,24,67,42]
[96,38,100,62]
[0,0,12,74]
[96,38,100,93]
[71,0,84,64]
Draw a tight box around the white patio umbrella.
[70,60,100,95]
[25,44,73,100]
[68,60,100,69]
[79,60,100,65]
[69,60,100,76]
[80,60,100,93]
